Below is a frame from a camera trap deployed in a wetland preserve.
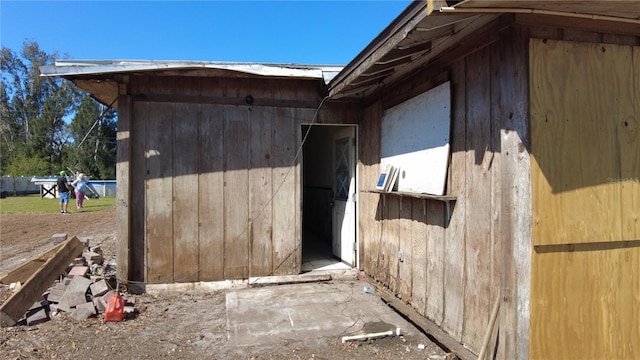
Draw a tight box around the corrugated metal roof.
[40,60,343,84]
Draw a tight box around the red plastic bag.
[104,293,124,322]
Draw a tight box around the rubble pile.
[11,235,134,326]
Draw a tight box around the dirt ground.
[1,208,450,360]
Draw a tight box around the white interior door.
[332,127,356,266]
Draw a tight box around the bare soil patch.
[1,208,448,359]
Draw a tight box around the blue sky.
[1,1,412,65]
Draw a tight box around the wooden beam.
[370,279,478,360]
[427,0,451,16]
[132,93,321,109]
[515,13,640,37]
[376,42,432,64]
[0,246,59,285]
[1,237,85,327]
[116,95,132,286]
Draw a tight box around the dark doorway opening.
[301,124,355,273]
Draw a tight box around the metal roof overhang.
[328,0,640,100]
[39,61,343,108]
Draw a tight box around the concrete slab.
[68,266,89,277]
[65,274,92,294]
[77,236,91,247]
[52,233,67,244]
[27,308,49,325]
[90,279,109,297]
[58,291,87,312]
[70,306,94,322]
[226,281,419,346]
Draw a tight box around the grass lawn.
[0,194,116,214]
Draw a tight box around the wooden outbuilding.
[41,1,639,359]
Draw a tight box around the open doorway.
[301,124,357,272]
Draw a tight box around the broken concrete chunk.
[70,306,95,322]
[90,279,109,297]
[58,291,87,312]
[29,301,46,311]
[68,266,89,278]
[98,290,116,310]
[83,251,104,265]
[76,302,97,315]
[52,233,68,244]
[94,297,106,312]
[77,236,91,247]
[47,288,65,303]
[66,274,92,294]
[9,282,21,292]
[90,264,105,277]
[27,308,49,326]
[45,282,67,303]
[49,303,61,315]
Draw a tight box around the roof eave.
[328,0,640,100]
[328,1,430,98]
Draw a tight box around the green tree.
[68,96,117,179]
[0,41,79,176]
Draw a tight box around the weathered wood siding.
[357,15,639,359]
[119,74,355,283]
[358,42,510,355]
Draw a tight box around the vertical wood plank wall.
[125,75,353,283]
[358,19,638,359]
[358,43,511,355]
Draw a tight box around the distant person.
[56,170,71,214]
[71,173,88,209]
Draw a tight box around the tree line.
[1,41,117,180]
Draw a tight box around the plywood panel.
[224,106,250,279]
[172,78,200,282]
[462,47,493,352]
[425,200,444,325]
[272,107,297,276]
[618,46,640,240]
[380,82,451,195]
[530,245,640,360]
[198,103,225,280]
[145,101,174,283]
[530,39,640,359]
[442,60,466,341]
[530,39,630,245]
[249,107,273,276]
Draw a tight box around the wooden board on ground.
[1,237,84,327]
[0,246,59,285]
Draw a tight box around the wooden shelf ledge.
[365,189,457,202]
[365,190,457,223]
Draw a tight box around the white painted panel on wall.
[381,81,451,195]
